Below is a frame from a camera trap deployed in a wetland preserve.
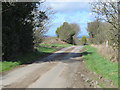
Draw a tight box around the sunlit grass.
[36,47,56,53]
[83,45,118,87]
[0,61,19,72]
[39,43,72,48]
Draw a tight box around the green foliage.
[83,46,118,87]
[2,2,48,61]
[81,36,87,45]
[56,22,80,44]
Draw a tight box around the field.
[83,45,118,87]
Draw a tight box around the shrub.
[81,36,87,45]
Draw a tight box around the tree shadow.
[2,50,92,64]
[80,51,92,56]
[34,51,93,64]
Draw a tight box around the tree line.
[2,1,50,61]
[87,1,119,50]
[2,1,119,61]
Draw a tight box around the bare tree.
[91,1,118,29]
[33,5,55,46]
[90,1,119,49]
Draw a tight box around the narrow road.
[1,46,115,89]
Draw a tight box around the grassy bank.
[39,43,72,48]
[1,43,72,72]
[83,45,118,87]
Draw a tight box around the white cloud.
[47,0,84,2]
[44,2,90,13]
[46,0,117,2]
[42,1,95,36]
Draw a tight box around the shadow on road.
[2,48,92,65]
[34,51,93,63]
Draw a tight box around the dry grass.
[91,44,118,62]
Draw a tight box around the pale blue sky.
[40,0,95,37]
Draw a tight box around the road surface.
[0,46,115,89]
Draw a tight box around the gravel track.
[1,46,116,89]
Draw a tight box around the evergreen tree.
[2,2,48,60]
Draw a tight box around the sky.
[40,0,95,37]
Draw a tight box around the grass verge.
[0,61,19,72]
[1,43,72,72]
[83,45,118,87]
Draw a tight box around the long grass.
[83,45,118,87]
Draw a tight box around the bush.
[81,36,87,45]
